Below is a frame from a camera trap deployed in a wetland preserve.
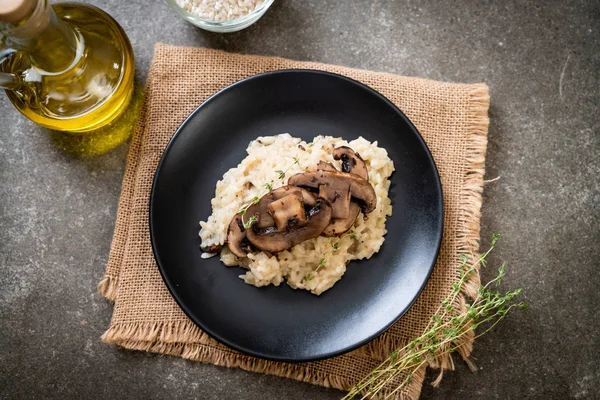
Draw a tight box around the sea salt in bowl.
[167,0,274,33]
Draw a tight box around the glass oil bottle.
[0,0,135,137]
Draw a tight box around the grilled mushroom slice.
[316,161,337,172]
[313,160,353,219]
[201,244,223,254]
[322,202,361,237]
[226,216,254,257]
[246,198,332,253]
[288,170,376,214]
[315,147,370,236]
[225,186,317,258]
[333,146,368,180]
[267,191,307,231]
[318,184,351,219]
[249,185,316,229]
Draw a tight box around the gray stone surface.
[1,0,598,399]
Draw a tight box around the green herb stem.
[343,235,524,399]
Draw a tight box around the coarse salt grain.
[175,0,265,22]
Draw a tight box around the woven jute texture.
[99,43,490,400]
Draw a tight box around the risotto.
[199,134,394,295]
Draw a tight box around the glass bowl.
[166,0,274,33]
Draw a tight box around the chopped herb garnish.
[348,231,358,240]
[242,215,257,229]
[306,259,326,281]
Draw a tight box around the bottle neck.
[1,0,77,73]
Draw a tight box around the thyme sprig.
[307,258,326,281]
[343,234,525,399]
[238,157,300,229]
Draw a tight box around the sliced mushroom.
[246,198,332,253]
[318,183,351,219]
[226,216,254,257]
[316,161,337,172]
[267,191,307,231]
[311,156,360,235]
[245,185,315,229]
[226,186,317,258]
[322,202,360,237]
[314,160,349,217]
[201,244,223,253]
[333,146,368,180]
[288,170,377,214]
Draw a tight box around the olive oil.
[1,1,135,133]
[49,83,143,157]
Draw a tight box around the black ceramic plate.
[150,70,443,362]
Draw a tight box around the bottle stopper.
[0,0,36,23]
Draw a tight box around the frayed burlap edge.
[97,275,118,302]
[426,84,490,387]
[101,322,426,399]
[99,79,489,399]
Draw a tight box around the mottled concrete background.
[1,1,598,399]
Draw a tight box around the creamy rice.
[199,134,394,295]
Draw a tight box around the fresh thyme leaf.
[348,231,358,240]
[251,196,260,205]
[264,182,273,191]
[309,258,326,275]
[275,169,285,179]
[333,243,340,250]
[306,273,313,281]
[242,215,257,229]
[293,157,299,165]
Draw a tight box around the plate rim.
[149,69,444,362]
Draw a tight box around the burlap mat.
[99,43,490,400]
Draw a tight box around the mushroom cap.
[316,161,337,172]
[288,170,377,214]
[333,146,369,180]
[313,157,359,235]
[322,201,361,237]
[225,185,317,258]
[246,198,332,253]
[267,191,308,231]
[226,215,254,258]
[200,243,223,253]
[245,185,316,229]
[318,183,351,219]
